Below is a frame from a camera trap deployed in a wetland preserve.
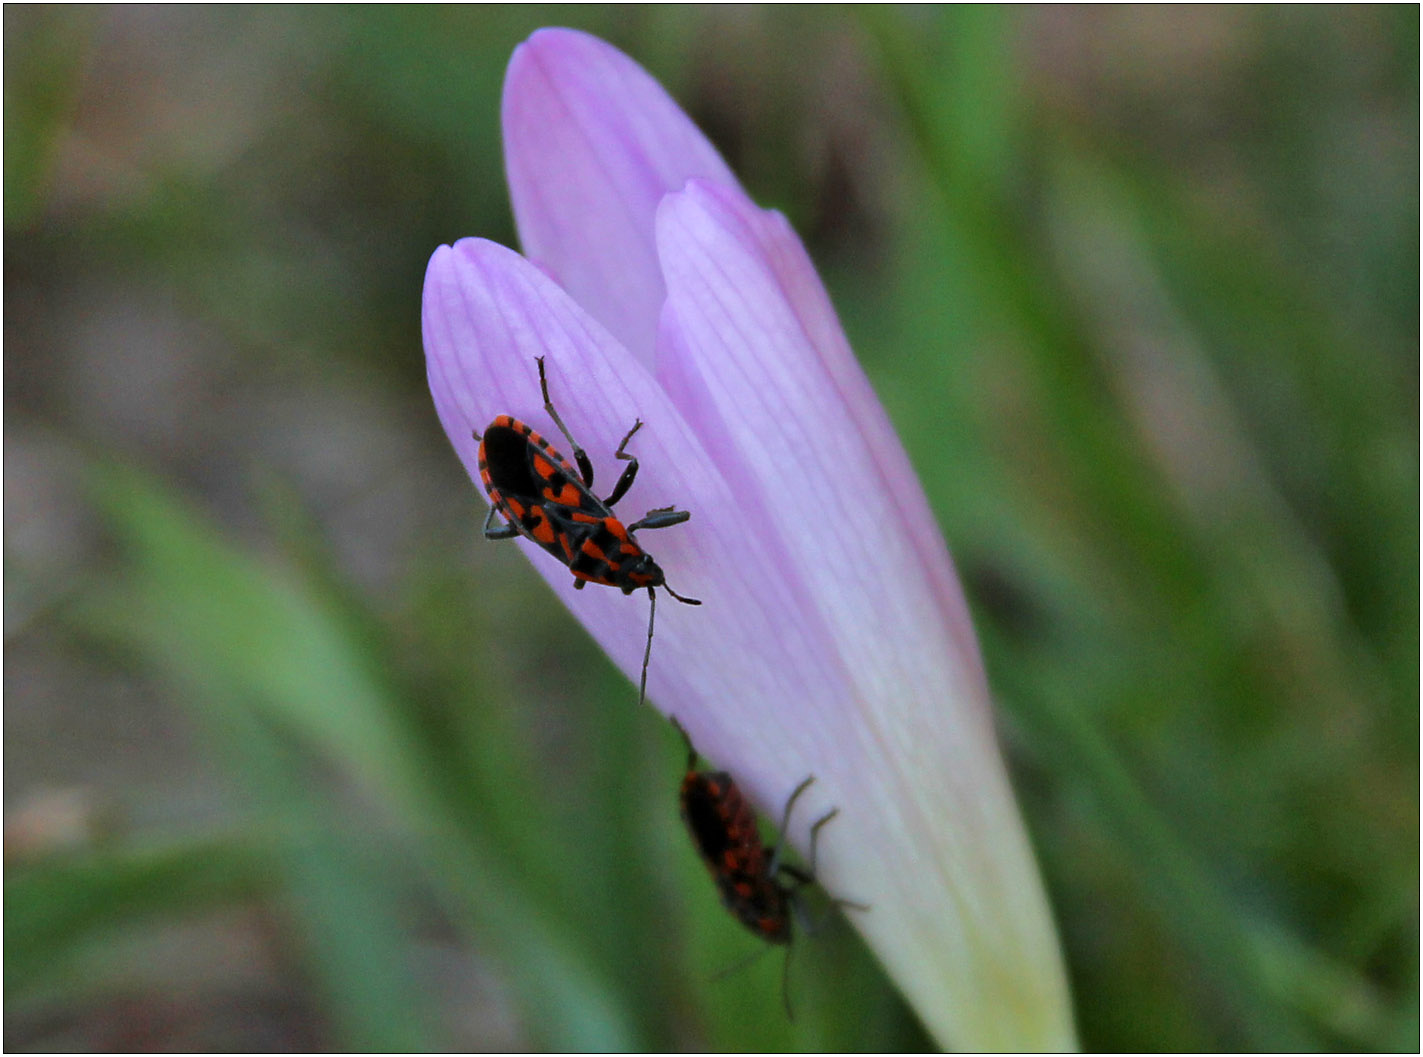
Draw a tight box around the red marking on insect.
[670,719,869,1017]
[473,357,700,707]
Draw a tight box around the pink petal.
[657,179,987,719]
[502,27,738,365]
[655,180,1073,1046]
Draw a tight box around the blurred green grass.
[4,6,1417,1051]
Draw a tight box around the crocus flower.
[422,27,1075,1051]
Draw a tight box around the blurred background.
[4,6,1417,1051]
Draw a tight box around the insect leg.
[627,506,691,532]
[778,863,815,887]
[483,506,520,540]
[669,715,699,771]
[602,419,644,506]
[781,808,872,922]
[709,942,772,983]
[789,889,818,936]
[537,356,595,487]
[767,776,816,876]
[806,807,839,876]
[794,807,869,911]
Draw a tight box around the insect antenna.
[639,584,701,709]
[663,582,701,606]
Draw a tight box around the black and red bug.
[671,719,868,1016]
[474,357,700,706]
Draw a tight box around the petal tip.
[506,26,610,87]
[424,241,453,275]
[522,25,597,51]
[662,176,753,220]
